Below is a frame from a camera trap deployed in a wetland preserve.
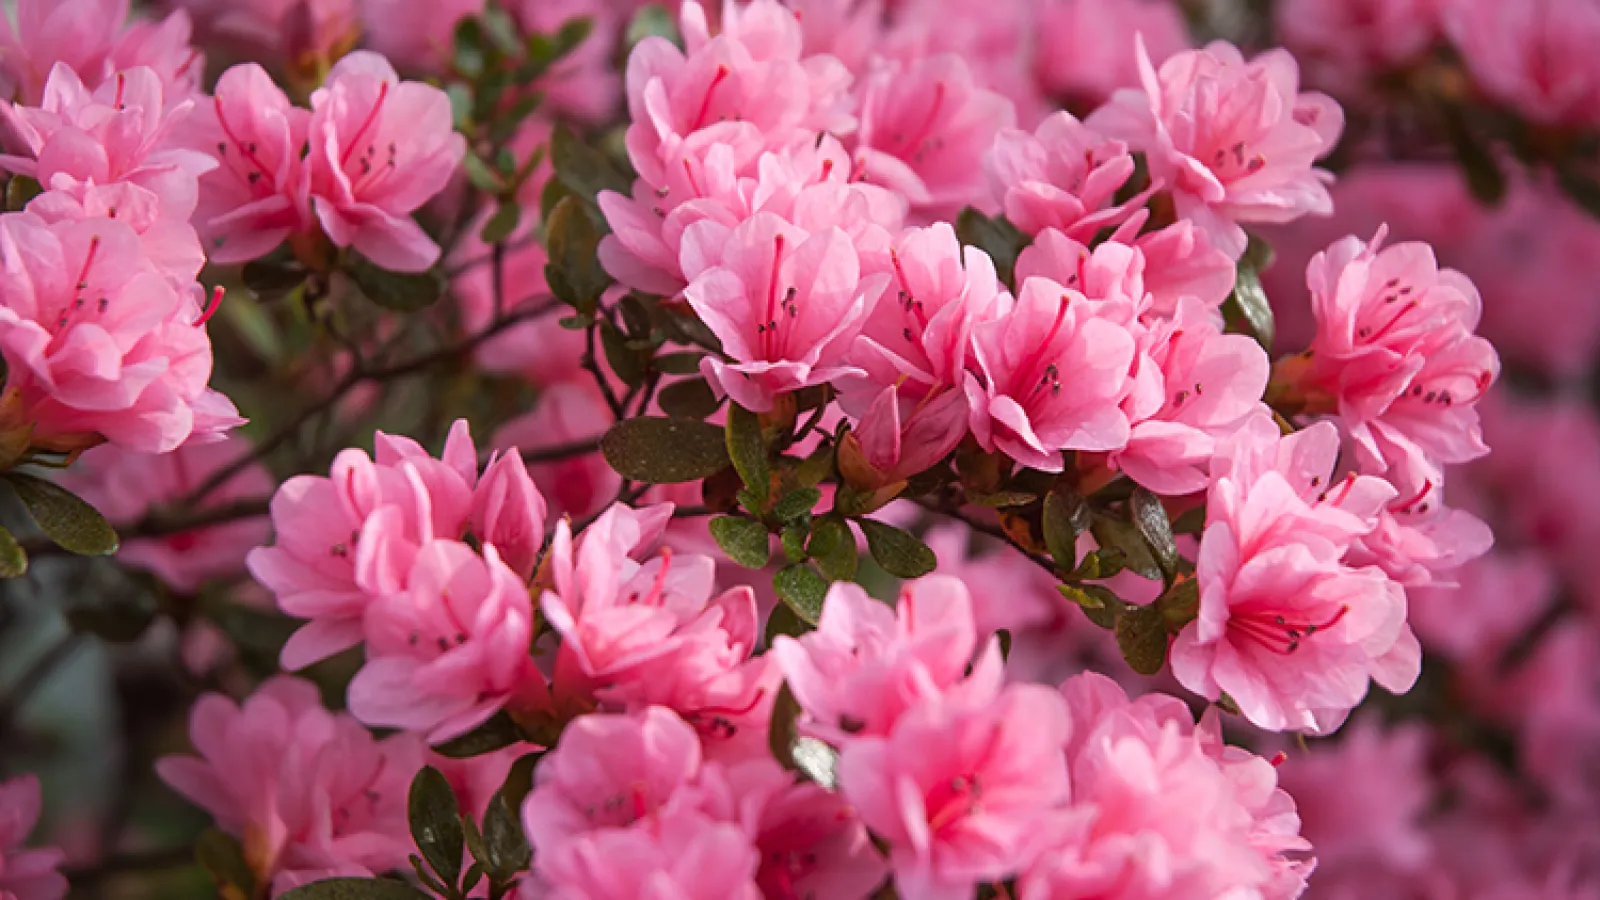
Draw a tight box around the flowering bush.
[1,0,1597,898]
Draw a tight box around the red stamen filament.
[691,66,731,131]
[214,97,275,188]
[339,82,390,168]
[196,286,225,327]
[1231,605,1350,655]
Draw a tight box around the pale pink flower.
[841,223,1007,484]
[1445,0,1600,127]
[1128,217,1238,317]
[177,63,311,264]
[1279,0,1441,93]
[246,420,479,669]
[0,0,125,105]
[837,682,1072,898]
[785,0,885,74]
[682,212,886,412]
[985,111,1142,242]
[1171,415,1418,733]
[963,274,1139,473]
[529,807,762,900]
[305,51,467,272]
[0,211,239,453]
[59,435,273,593]
[1289,226,1499,479]
[1031,0,1193,109]
[1088,38,1344,259]
[851,52,1015,218]
[156,677,423,897]
[0,775,67,900]
[108,9,205,99]
[470,449,547,581]
[1345,458,1493,588]
[878,0,1047,129]
[0,64,217,220]
[771,576,1003,745]
[24,179,206,283]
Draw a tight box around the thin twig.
[519,437,602,464]
[583,319,626,419]
[914,496,1059,576]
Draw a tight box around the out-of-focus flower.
[0,0,201,104]
[0,775,68,900]
[168,0,360,68]
[1445,0,1600,128]
[1031,0,1192,110]
[1278,0,1440,93]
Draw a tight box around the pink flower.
[305,51,467,272]
[494,381,619,522]
[24,179,206,283]
[1285,226,1499,479]
[682,212,887,412]
[1409,551,1553,662]
[964,274,1139,473]
[177,63,311,264]
[0,775,67,900]
[1171,415,1419,733]
[359,0,485,73]
[1345,458,1493,588]
[470,448,547,581]
[841,223,1008,484]
[530,808,762,900]
[0,212,240,453]
[58,435,272,593]
[851,52,1016,218]
[1128,217,1238,317]
[771,576,1003,745]
[1031,0,1192,109]
[514,0,622,125]
[1088,38,1344,259]
[1445,0,1600,127]
[1278,0,1441,93]
[0,0,127,104]
[837,682,1072,898]
[0,64,217,220]
[108,9,205,99]
[985,111,1142,242]
[1020,673,1311,899]
[170,0,360,64]
[156,677,423,897]
[246,420,479,669]
[350,540,542,742]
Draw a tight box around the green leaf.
[1041,490,1088,571]
[1224,254,1273,351]
[773,487,822,523]
[1115,603,1169,676]
[781,522,807,563]
[599,319,648,388]
[795,442,835,488]
[480,201,522,244]
[498,751,545,809]
[710,516,771,569]
[768,681,804,772]
[463,152,503,194]
[626,2,680,49]
[773,564,828,624]
[346,254,443,312]
[480,792,531,884]
[432,710,523,758]
[601,416,731,483]
[1170,504,1207,536]
[657,377,721,419]
[1157,574,1201,633]
[726,403,770,509]
[1059,583,1122,629]
[653,351,705,375]
[241,258,306,298]
[0,526,24,578]
[1091,515,1161,581]
[550,125,631,203]
[808,516,858,583]
[966,490,1038,508]
[858,518,936,579]
[276,878,434,900]
[195,828,256,899]
[764,599,810,645]
[1129,487,1179,578]
[5,473,118,556]
[954,208,1029,288]
[408,767,464,889]
[453,17,486,78]
[5,174,41,211]
[543,196,609,314]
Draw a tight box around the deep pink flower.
[1171,415,1419,733]
[841,223,1007,484]
[771,576,1002,745]
[0,211,240,453]
[59,435,272,592]
[964,274,1139,473]
[0,0,137,104]
[177,62,311,264]
[1286,226,1499,479]
[0,775,67,900]
[852,52,1015,218]
[1031,0,1192,109]
[1445,0,1600,127]
[156,677,423,897]
[305,51,466,272]
[682,212,886,412]
[985,110,1142,242]
[1278,0,1440,93]
[1089,38,1344,259]
[0,64,217,220]
[837,682,1072,898]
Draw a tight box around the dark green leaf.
[195,828,256,898]
[1115,603,1169,675]
[1157,574,1201,633]
[480,5,522,54]
[0,527,24,578]
[346,255,443,312]
[1042,490,1088,571]
[276,878,433,900]
[480,793,531,883]
[554,17,596,55]
[768,681,803,771]
[795,443,835,488]
[432,710,523,758]
[781,522,808,563]
[550,125,631,203]
[773,564,828,624]
[1059,583,1122,630]
[966,491,1038,508]
[1224,256,1273,351]
[498,751,545,809]
[773,487,822,523]
[480,201,522,245]
[462,863,484,895]
[858,518,936,579]
[5,174,41,211]
[462,153,503,194]
[726,403,770,508]
[764,600,810,645]
[601,416,730,483]
[408,767,464,888]
[67,584,158,643]
[543,196,609,314]
[653,351,705,375]
[599,319,648,388]
[710,516,770,568]
[1129,487,1179,577]
[808,516,858,583]
[5,473,118,556]
[1091,515,1161,581]
[446,82,474,130]
[954,208,1029,288]
[453,17,486,77]
[657,377,720,419]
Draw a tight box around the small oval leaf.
[601,417,731,483]
[709,516,771,569]
[0,526,25,578]
[726,403,769,509]
[432,710,522,758]
[657,377,721,419]
[1116,603,1170,676]
[858,518,936,579]
[346,254,443,312]
[408,767,464,888]
[6,474,119,556]
[1130,487,1179,577]
[773,563,828,624]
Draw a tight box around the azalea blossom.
[0,775,67,900]
[985,110,1142,241]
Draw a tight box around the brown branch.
[913,496,1060,577]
